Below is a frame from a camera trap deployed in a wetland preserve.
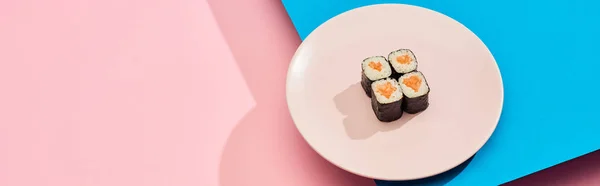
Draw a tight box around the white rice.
[388,49,417,73]
[361,56,392,81]
[398,71,429,98]
[371,78,403,104]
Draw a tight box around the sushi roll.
[388,49,418,79]
[361,56,393,97]
[398,71,430,114]
[370,78,403,122]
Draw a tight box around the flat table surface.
[0,0,599,186]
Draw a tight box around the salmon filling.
[396,54,411,64]
[376,81,397,99]
[368,61,383,72]
[403,75,422,92]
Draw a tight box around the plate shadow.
[334,82,419,140]
[374,155,475,186]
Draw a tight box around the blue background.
[281,0,600,185]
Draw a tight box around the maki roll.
[398,71,430,114]
[371,78,403,122]
[388,49,418,79]
[361,56,393,97]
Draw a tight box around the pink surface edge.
[0,0,598,185]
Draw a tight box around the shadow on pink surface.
[206,0,376,185]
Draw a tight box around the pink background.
[0,0,598,185]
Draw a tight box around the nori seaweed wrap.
[361,56,393,97]
[370,78,404,122]
[388,49,418,79]
[398,71,430,114]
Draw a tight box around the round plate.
[285,4,503,180]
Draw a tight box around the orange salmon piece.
[396,54,411,64]
[376,81,397,99]
[403,75,422,92]
[368,61,383,72]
